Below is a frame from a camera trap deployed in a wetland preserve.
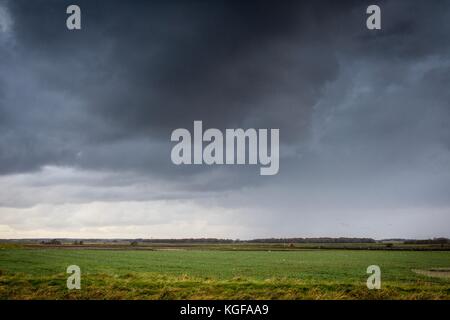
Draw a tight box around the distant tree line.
[40,239,62,245]
[404,238,449,245]
[40,239,84,245]
[17,237,450,245]
[138,237,376,244]
[141,238,235,244]
[246,237,376,243]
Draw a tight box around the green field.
[0,247,449,299]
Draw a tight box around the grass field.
[0,246,449,299]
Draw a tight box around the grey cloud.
[1,0,450,238]
[1,0,348,176]
[2,0,450,180]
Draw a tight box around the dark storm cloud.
[0,0,352,175]
[1,0,450,191]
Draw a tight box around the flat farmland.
[0,246,449,299]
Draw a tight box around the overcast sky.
[0,0,449,239]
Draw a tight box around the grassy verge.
[0,248,449,299]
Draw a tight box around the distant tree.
[130,241,138,246]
